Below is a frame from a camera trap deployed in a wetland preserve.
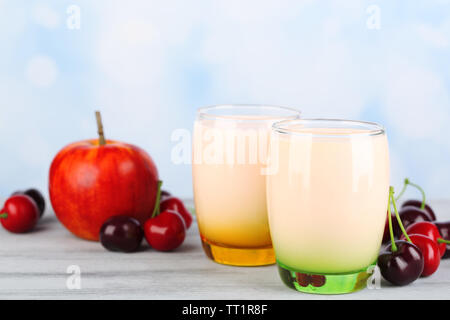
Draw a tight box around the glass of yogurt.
[192,105,301,266]
[267,119,390,294]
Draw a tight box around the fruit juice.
[267,126,390,274]
[193,118,273,248]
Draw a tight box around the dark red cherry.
[294,273,326,287]
[295,273,310,287]
[100,216,144,253]
[160,190,171,202]
[378,240,424,286]
[395,206,432,237]
[402,200,436,221]
[310,275,326,287]
[382,214,399,243]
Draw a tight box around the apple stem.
[391,188,412,243]
[95,111,106,146]
[438,238,450,244]
[0,213,7,219]
[151,181,163,219]
[388,187,397,252]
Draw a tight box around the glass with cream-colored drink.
[267,119,390,294]
[192,105,300,266]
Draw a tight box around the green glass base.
[277,262,373,295]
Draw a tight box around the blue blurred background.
[0,0,449,199]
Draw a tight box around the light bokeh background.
[0,0,449,200]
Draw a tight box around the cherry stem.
[395,179,408,202]
[151,181,163,219]
[406,179,426,210]
[388,187,397,252]
[438,238,450,244]
[391,187,412,243]
[95,111,106,146]
[0,213,7,219]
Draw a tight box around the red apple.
[49,112,159,241]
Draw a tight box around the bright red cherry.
[400,234,440,277]
[144,210,186,251]
[404,221,447,258]
[0,195,39,233]
[160,197,192,229]
[12,189,46,217]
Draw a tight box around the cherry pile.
[99,181,192,253]
[0,183,191,253]
[0,188,46,233]
[378,183,450,286]
[295,273,326,288]
[383,179,438,243]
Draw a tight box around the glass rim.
[197,104,301,122]
[272,118,386,137]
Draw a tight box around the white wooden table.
[0,199,449,300]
